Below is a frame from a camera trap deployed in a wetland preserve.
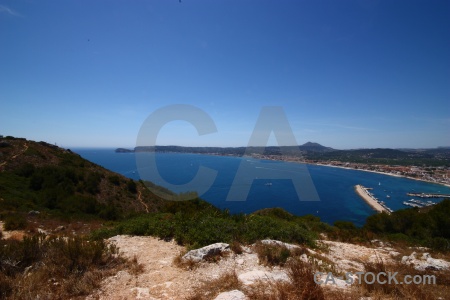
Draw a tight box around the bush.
[3,214,27,230]
[0,235,131,299]
[246,258,325,300]
[427,237,450,252]
[108,175,121,186]
[253,241,305,267]
[127,179,137,194]
[92,207,318,250]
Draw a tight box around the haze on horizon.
[1,1,449,150]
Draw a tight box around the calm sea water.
[73,149,450,226]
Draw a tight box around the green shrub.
[127,179,137,193]
[427,237,450,252]
[108,175,121,186]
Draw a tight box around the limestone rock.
[260,239,301,250]
[401,252,450,271]
[182,243,230,262]
[214,290,247,300]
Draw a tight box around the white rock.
[401,252,450,271]
[425,257,450,271]
[37,228,48,235]
[214,290,247,300]
[389,251,400,258]
[421,253,431,260]
[182,243,230,262]
[260,239,300,250]
[130,287,151,299]
[316,273,353,289]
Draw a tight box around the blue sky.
[1,0,449,149]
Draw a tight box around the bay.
[73,149,450,226]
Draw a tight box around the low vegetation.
[0,234,138,299]
[253,241,306,267]
[358,259,450,299]
[91,203,321,250]
[187,270,241,300]
[364,199,450,251]
[0,137,167,223]
[246,259,326,300]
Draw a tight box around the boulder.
[401,252,450,271]
[182,243,230,262]
[214,290,246,300]
[54,226,65,232]
[260,239,301,250]
[37,228,49,235]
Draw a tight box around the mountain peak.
[299,142,334,152]
[302,142,323,147]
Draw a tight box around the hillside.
[1,136,450,299]
[0,136,168,224]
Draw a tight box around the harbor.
[406,193,450,198]
[403,198,436,208]
[354,185,392,214]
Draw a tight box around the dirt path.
[137,190,149,213]
[87,236,276,300]
[86,236,192,299]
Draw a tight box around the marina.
[406,193,450,198]
[403,198,436,208]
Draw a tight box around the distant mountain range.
[116,142,450,166]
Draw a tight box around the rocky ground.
[84,235,450,300]
[2,222,448,300]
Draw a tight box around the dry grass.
[128,255,145,275]
[253,241,307,267]
[246,258,325,300]
[0,234,138,299]
[307,252,341,276]
[230,240,243,255]
[358,258,450,300]
[172,251,201,270]
[187,270,241,300]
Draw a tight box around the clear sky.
[1,0,449,149]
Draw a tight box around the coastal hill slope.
[118,142,335,156]
[0,136,168,222]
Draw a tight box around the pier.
[406,193,450,198]
[355,185,391,214]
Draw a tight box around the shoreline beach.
[312,163,450,189]
[354,184,390,214]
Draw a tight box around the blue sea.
[73,149,450,226]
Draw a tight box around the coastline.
[314,163,450,189]
[354,185,390,214]
[115,149,450,189]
